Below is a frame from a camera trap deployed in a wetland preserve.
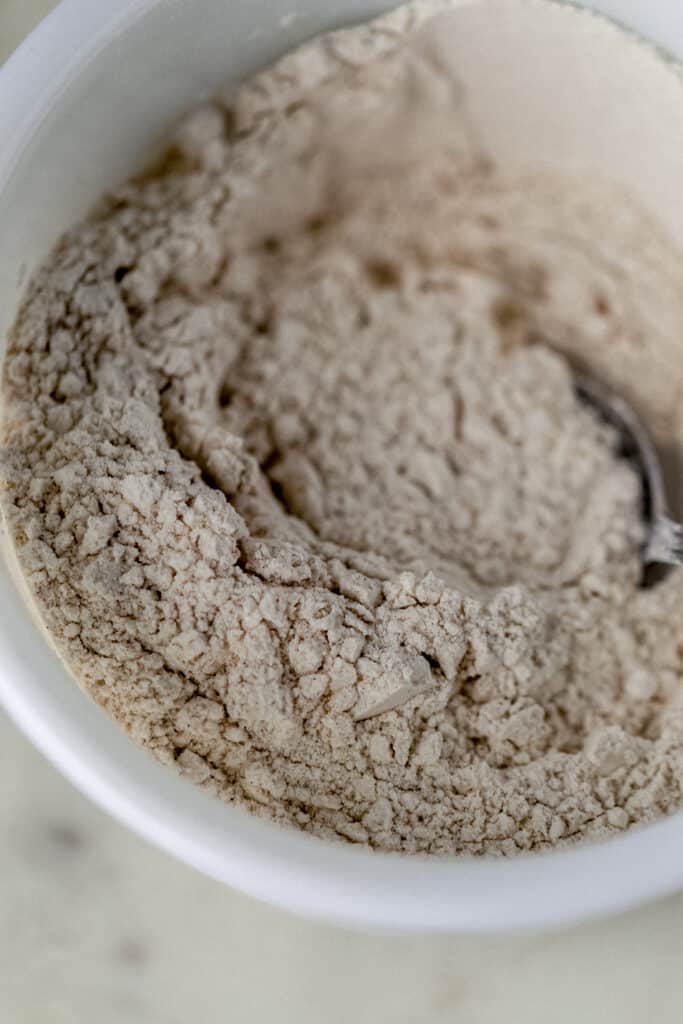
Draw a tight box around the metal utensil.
[574,371,683,582]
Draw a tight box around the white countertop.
[2,5,683,1022]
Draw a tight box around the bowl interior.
[2,0,683,930]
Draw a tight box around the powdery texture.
[3,0,683,855]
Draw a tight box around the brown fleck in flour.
[3,0,683,855]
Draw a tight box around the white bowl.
[2,0,683,932]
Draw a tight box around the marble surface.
[2,4,683,1022]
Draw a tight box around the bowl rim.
[1,0,683,932]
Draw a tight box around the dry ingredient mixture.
[3,0,683,855]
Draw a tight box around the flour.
[3,0,683,855]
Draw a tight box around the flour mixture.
[3,0,683,855]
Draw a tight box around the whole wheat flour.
[3,0,683,855]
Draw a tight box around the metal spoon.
[574,371,683,583]
[358,367,680,724]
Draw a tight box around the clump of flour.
[3,0,683,854]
